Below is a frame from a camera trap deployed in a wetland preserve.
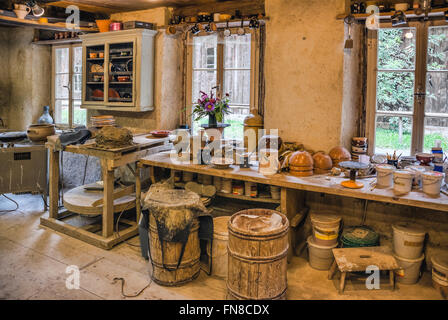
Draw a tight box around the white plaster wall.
[0,27,51,130]
[264,0,350,152]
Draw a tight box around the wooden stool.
[328,246,399,294]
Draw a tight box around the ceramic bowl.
[289,151,314,168]
[329,146,351,161]
[313,152,333,170]
[415,153,434,165]
[211,157,234,169]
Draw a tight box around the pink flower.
[204,102,215,112]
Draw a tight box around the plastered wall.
[264,0,360,152]
[0,27,51,130]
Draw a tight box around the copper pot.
[27,124,55,142]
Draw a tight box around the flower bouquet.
[192,90,231,127]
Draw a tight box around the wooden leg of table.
[328,260,338,280]
[280,188,305,263]
[135,163,142,223]
[102,160,115,238]
[390,270,395,291]
[49,149,60,219]
[339,272,347,294]
[149,166,156,184]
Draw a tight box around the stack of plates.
[341,225,380,248]
[201,197,212,207]
[91,115,116,128]
[351,137,368,161]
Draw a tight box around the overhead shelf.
[337,7,448,20]
[0,11,98,32]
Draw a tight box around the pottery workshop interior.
[1,0,448,305]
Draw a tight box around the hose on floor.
[113,277,152,298]
[0,194,19,214]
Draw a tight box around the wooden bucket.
[149,214,201,286]
[207,216,231,279]
[227,209,289,300]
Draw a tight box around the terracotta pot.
[289,151,314,168]
[27,124,55,142]
[313,152,333,170]
[95,19,111,33]
[329,146,351,167]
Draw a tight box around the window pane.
[55,99,69,124]
[73,100,86,126]
[424,117,448,152]
[427,26,448,71]
[192,70,217,103]
[425,72,448,115]
[73,46,82,73]
[55,47,69,74]
[375,115,412,156]
[224,107,250,141]
[72,73,82,100]
[55,74,69,99]
[224,70,251,105]
[224,34,251,69]
[377,28,416,70]
[376,72,414,112]
[193,35,217,69]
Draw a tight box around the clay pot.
[313,152,333,170]
[289,151,314,170]
[329,146,351,167]
[27,124,55,142]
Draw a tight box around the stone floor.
[0,193,443,300]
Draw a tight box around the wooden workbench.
[139,151,448,213]
[40,134,171,249]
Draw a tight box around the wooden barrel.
[227,209,289,300]
[149,213,200,286]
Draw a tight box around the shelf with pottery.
[80,29,157,112]
[337,7,448,20]
[138,151,448,213]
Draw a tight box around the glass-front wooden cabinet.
[80,29,156,112]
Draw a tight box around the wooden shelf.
[0,13,98,32]
[337,7,448,20]
[32,38,81,45]
[216,192,280,204]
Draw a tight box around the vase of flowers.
[192,90,231,127]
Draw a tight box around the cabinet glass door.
[85,44,105,102]
[108,41,134,104]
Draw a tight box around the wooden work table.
[40,134,171,249]
[139,151,447,213]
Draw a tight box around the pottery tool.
[344,15,355,49]
[339,161,369,189]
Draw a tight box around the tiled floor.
[0,194,443,300]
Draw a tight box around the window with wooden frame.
[185,28,261,141]
[52,44,86,128]
[366,20,448,156]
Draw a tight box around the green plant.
[191,90,231,123]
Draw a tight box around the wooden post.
[135,162,142,223]
[281,187,305,262]
[102,159,115,238]
[49,148,60,219]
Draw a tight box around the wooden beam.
[173,0,265,17]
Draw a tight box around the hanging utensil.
[237,18,245,36]
[344,15,355,49]
[224,20,231,37]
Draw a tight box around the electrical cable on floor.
[115,204,141,248]
[0,194,19,214]
[113,277,152,298]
